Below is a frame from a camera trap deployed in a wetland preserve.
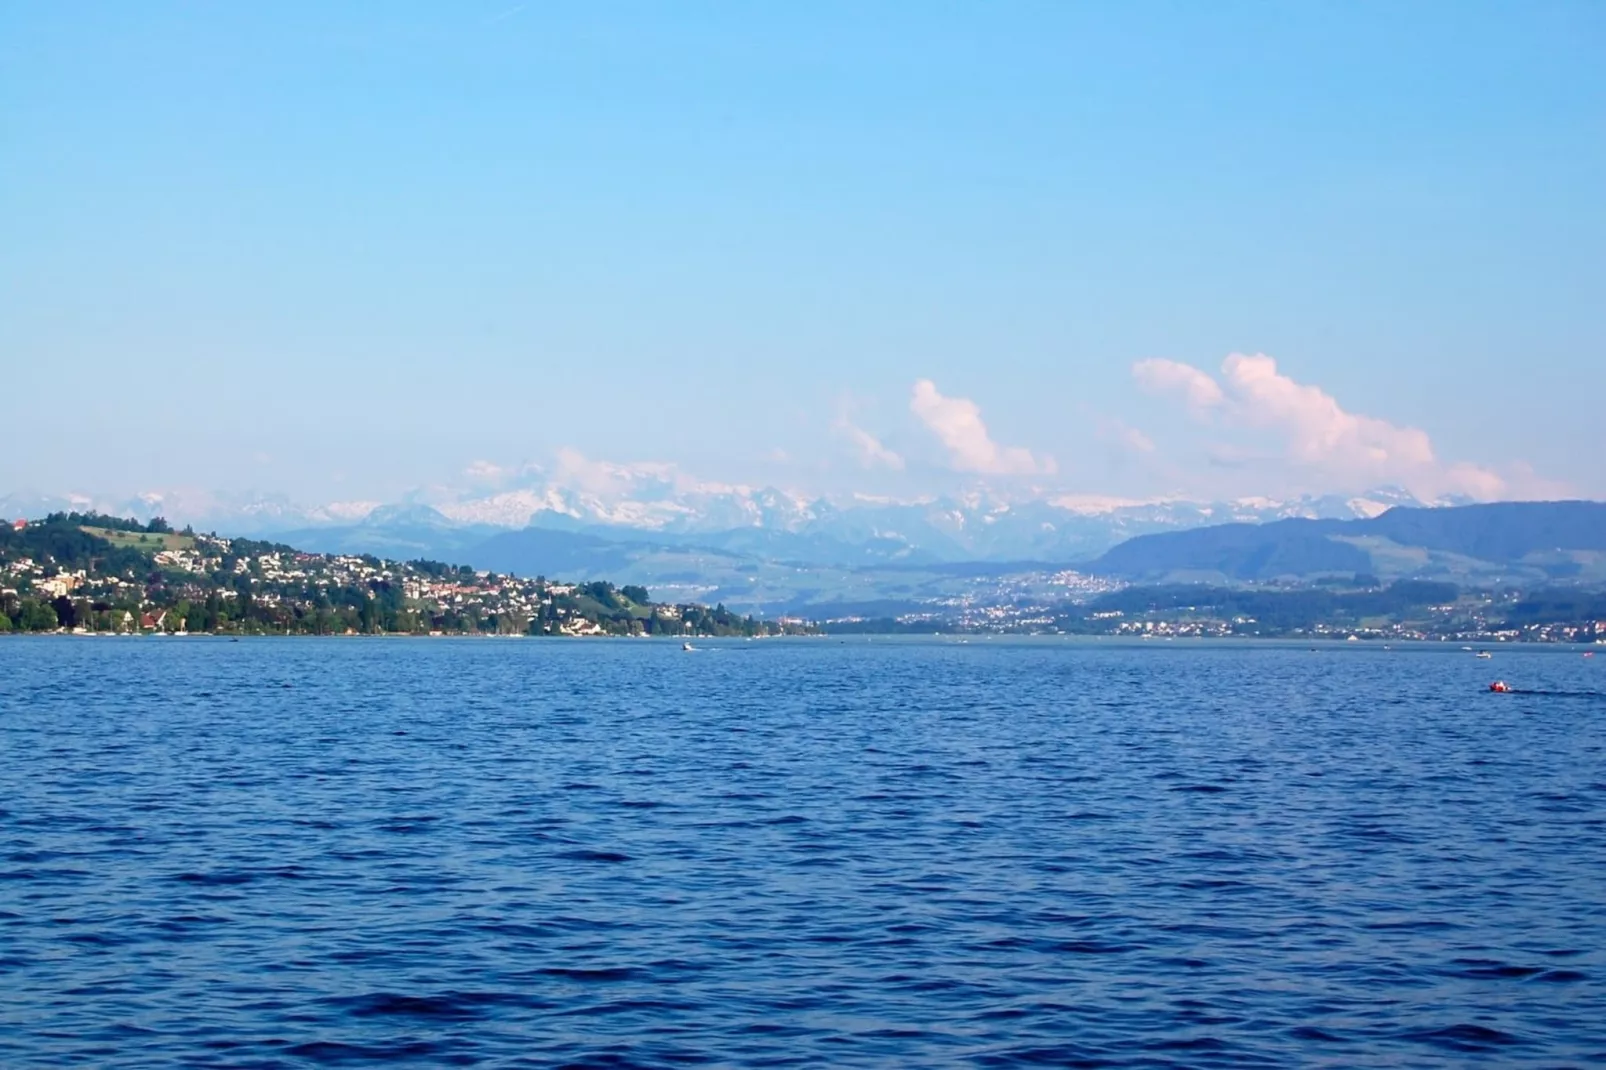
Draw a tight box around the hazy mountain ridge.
[2,481,1491,613]
[8,484,1600,615]
[1094,501,1606,584]
[451,476,1437,551]
[0,479,1452,563]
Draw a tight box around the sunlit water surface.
[2,637,1604,1067]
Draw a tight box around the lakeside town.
[822,575,1605,645]
[826,600,1604,645]
[0,514,809,637]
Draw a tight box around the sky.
[2,1,1602,507]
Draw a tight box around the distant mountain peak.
[4,479,1455,568]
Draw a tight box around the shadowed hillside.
[1094,501,1606,583]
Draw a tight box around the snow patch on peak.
[1345,497,1393,520]
[1046,494,1163,515]
[436,489,576,528]
[322,500,380,522]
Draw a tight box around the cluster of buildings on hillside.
[929,569,1126,629]
[2,529,763,637]
[2,556,85,600]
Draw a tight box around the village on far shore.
[0,513,812,638]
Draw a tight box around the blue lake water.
[2,636,1604,1067]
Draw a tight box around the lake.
[2,637,1604,1066]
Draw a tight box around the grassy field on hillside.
[80,527,196,552]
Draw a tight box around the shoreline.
[2,631,1599,649]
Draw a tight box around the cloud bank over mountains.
[833,413,906,471]
[0,458,1477,579]
[909,380,1056,477]
[3,353,1570,531]
[1131,353,1521,501]
[812,356,1549,503]
[0,345,1575,582]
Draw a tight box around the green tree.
[20,600,58,631]
[50,596,77,628]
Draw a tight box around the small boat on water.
[1476,651,1492,659]
[682,642,694,651]
[1490,680,1512,693]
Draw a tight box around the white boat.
[682,642,694,651]
[1476,651,1492,659]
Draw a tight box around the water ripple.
[2,636,1604,1066]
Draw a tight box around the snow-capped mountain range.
[1,469,1455,567]
[0,474,1495,613]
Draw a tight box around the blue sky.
[2,1,1601,504]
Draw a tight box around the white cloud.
[1134,352,1507,499]
[554,447,685,495]
[1441,462,1508,501]
[1097,417,1156,455]
[833,417,905,471]
[1219,353,1435,468]
[909,380,1055,476]
[1133,358,1225,413]
[464,459,507,483]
